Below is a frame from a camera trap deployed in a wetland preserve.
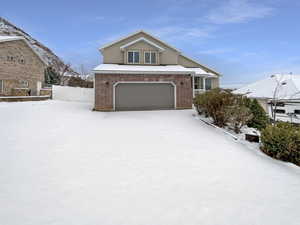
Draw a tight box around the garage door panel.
[115,83,175,111]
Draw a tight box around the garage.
[114,82,175,111]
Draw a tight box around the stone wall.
[0,39,46,96]
[94,74,193,111]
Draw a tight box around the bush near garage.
[261,122,300,166]
[193,88,252,132]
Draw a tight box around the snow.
[52,85,94,103]
[0,35,23,43]
[233,74,300,99]
[93,64,195,74]
[0,100,299,225]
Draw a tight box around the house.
[0,36,47,96]
[92,30,220,111]
[233,74,300,123]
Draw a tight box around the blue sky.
[1,0,300,85]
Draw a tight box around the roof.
[187,67,218,78]
[99,30,181,53]
[93,64,194,75]
[180,54,220,76]
[233,74,300,99]
[0,35,48,65]
[93,64,218,77]
[120,37,165,52]
[0,36,23,43]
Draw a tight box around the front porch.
[190,68,218,97]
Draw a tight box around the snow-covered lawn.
[1,100,299,225]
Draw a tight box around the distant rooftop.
[233,74,300,99]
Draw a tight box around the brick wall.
[94,74,193,111]
[0,40,45,96]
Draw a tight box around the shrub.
[228,104,253,133]
[194,89,235,127]
[67,76,93,88]
[261,122,300,166]
[246,99,269,130]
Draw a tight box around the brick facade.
[0,40,46,96]
[94,74,193,111]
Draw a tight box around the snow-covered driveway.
[1,100,299,225]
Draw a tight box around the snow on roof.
[233,74,300,99]
[188,67,218,77]
[0,35,23,43]
[93,64,195,75]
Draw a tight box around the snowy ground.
[0,100,300,225]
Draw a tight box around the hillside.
[0,17,77,75]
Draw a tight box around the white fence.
[52,85,94,103]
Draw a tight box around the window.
[275,109,285,114]
[127,51,140,64]
[294,110,300,115]
[0,80,3,93]
[144,51,157,64]
[205,78,212,90]
[194,77,204,90]
[19,80,29,88]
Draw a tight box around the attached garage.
[93,64,194,111]
[114,82,175,111]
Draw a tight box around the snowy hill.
[0,17,78,75]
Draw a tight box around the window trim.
[127,50,140,64]
[144,51,157,64]
[0,80,3,93]
[194,76,204,90]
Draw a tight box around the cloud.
[206,0,274,24]
[149,26,217,41]
[198,48,233,55]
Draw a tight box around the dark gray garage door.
[115,83,175,111]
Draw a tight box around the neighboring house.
[233,74,300,123]
[92,30,220,111]
[0,36,47,96]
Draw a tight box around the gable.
[120,37,165,52]
[100,30,180,53]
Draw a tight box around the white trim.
[127,50,140,64]
[99,30,181,53]
[113,81,177,111]
[120,37,165,52]
[144,51,158,64]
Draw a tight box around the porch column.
[192,74,195,97]
[203,77,206,91]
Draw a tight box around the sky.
[1,0,300,86]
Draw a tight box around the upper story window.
[127,51,140,64]
[144,51,157,64]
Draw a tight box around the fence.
[52,85,94,103]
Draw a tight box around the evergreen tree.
[247,99,269,130]
[44,66,60,85]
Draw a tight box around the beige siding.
[211,78,219,89]
[0,40,46,95]
[178,55,200,68]
[102,32,179,65]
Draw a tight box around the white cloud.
[198,48,233,55]
[206,0,274,24]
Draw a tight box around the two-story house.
[0,36,47,96]
[93,30,220,111]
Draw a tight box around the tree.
[44,66,60,85]
[246,99,269,130]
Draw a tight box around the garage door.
[115,83,175,111]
